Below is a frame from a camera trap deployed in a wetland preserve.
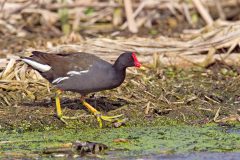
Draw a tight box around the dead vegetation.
[1,0,240,68]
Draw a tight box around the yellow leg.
[55,90,82,124]
[55,91,124,127]
[82,100,123,128]
[55,90,63,117]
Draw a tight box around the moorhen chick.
[22,51,141,127]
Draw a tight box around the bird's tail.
[21,51,52,72]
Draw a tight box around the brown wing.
[30,51,106,82]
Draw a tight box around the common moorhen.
[22,51,141,127]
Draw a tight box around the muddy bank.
[0,63,240,132]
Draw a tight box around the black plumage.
[23,51,141,95]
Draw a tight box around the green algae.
[1,123,240,158]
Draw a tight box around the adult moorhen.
[22,51,141,127]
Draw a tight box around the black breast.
[55,61,126,95]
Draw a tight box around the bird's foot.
[81,100,126,128]
[94,112,124,128]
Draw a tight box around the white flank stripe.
[67,70,89,76]
[52,77,69,84]
[22,59,51,72]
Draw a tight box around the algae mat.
[1,124,240,159]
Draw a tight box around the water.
[1,124,240,159]
[137,152,240,160]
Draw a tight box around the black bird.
[22,51,142,127]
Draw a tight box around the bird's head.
[115,52,142,69]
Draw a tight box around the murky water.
[136,152,240,160]
[227,128,240,134]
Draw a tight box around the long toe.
[58,115,83,125]
[59,116,68,125]
[100,114,123,122]
[95,113,124,128]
